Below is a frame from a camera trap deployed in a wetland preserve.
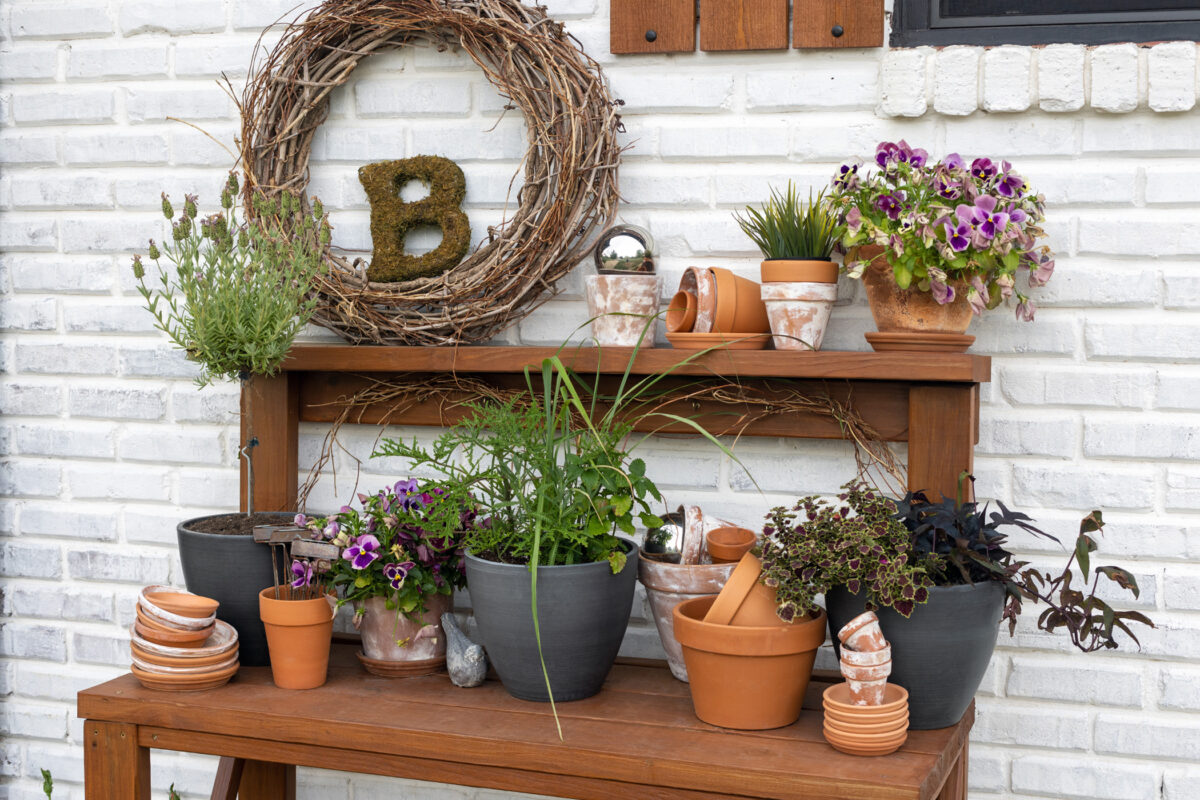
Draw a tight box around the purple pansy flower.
[834,162,859,189]
[875,141,900,168]
[344,534,381,569]
[293,513,307,528]
[930,275,955,305]
[942,153,966,171]
[996,172,1025,198]
[383,560,415,591]
[943,221,971,252]
[970,158,997,181]
[290,559,313,589]
[935,176,962,200]
[1028,251,1055,286]
[845,206,863,235]
[897,139,928,167]
[322,520,340,540]
[874,193,902,220]
[1015,297,1036,322]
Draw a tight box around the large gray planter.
[825,581,1004,730]
[464,538,638,702]
[177,513,290,667]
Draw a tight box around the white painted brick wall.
[2,1,1200,798]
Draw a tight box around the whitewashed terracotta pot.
[585,274,660,347]
[637,553,735,682]
[760,281,838,351]
[356,594,451,662]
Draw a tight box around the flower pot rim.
[637,551,735,593]
[674,595,827,656]
[258,586,336,626]
[465,537,636,573]
[178,511,296,539]
[761,257,834,262]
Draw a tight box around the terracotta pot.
[681,267,716,333]
[838,610,887,652]
[259,587,335,690]
[840,659,891,683]
[709,267,770,334]
[357,594,452,669]
[704,527,756,564]
[841,645,891,667]
[846,677,889,706]
[585,274,660,347]
[760,259,839,284]
[760,281,838,351]
[853,246,972,334]
[702,553,780,627]
[666,290,698,333]
[638,552,736,682]
[674,595,827,730]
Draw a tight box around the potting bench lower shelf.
[78,644,972,800]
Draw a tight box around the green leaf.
[354,575,371,589]
[1075,533,1096,576]
[628,458,646,480]
[612,495,633,517]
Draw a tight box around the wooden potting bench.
[79,345,988,799]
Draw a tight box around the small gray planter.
[825,581,1004,730]
[464,538,638,702]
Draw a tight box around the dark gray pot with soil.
[464,538,638,702]
[825,581,1004,730]
[177,512,292,667]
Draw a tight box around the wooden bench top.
[78,644,972,800]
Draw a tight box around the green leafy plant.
[131,173,331,388]
[893,483,1154,652]
[169,784,181,800]
[41,768,52,799]
[759,481,933,621]
[734,183,841,260]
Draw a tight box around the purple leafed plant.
[831,140,1054,320]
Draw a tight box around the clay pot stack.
[130,585,240,691]
[665,267,771,350]
[822,610,908,755]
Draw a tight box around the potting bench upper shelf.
[241,344,990,512]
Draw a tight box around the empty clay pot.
[674,595,827,729]
[585,274,661,347]
[760,282,838,351]
[638,552,736,682]
[838,611,887,652]
[259,587,335,690]
[702,553,781,627]
[709,267,770,334]
[841,645,891,666]
[760,259,839,284]
[666,291,698,333]
[704,527,756,564]
[681,267,716,333]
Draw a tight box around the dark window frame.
[891,0,1200,47]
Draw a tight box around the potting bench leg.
[936,745,969,800]
[84,720,150,800]
[237,759,296,800]
[907,384,978,503]
[240,372,299,513]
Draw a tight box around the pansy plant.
[831,140,1054,320]
[296,479,474,621]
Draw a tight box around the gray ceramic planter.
[825,581,1004,730]
[177,513,291,667]
[464,538,638,702]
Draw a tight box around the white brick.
[0,48,59,81]
[0,219,56,251]
[1013,464,1155,511]
[14,342,118,376]
[970,316,1076,356]
[123,507,186,546]
[1084,114,1200,152]
[408,120,526,162]
[943,116,1077,157]
[14,664,114,703]
[0,133,58,165]
[355,77,472,117]
[613,72,733,114]
[120,1,226,35]
[0,704,68,741]
[118,427,223,465]
[72,631,130,666]
[1094,713,1200,761]
[966,747,1006,793]
[65,132,169,165]
[11,90,114,125]
[1037,44,1086,113]
[61,217,164,254]
[1156,370,1200,410]
[878,48,928,117]
[1086,321,1200,362]
[231,0,312,31]
[1011,755,1158,800]
[0,624,67,662]
[978,414,1076,459]
[8,176,112,209]
[170,385,238,424]
[1032,168,1137,207]
[1081,213,1200,256]
[932,47,980,116]
[1160,666,1200,711]
[1164,571,1200,612]
[126,87,234,123]
[311,128,410,163]
[1000,366,1153,409]
[0,460,61,498]
[66,464,171,503]
[1164,768,1200,800]
[169,126,241,167]
[66,549,170,584]
[1090,44,1140,113]
[173,39,258,77]
[13,422,114,459]
[5,586,114,623]
[11,3,111,39]
[0,298,56,331]
[66,42,168,79]
[1084,418,1200,461]
[118,344,201,380]
[1007,656,1143,707]
[176,467,238,508]
[63,301,157,334]
[1148,42,1197,113]
[746,60,877,112]
[981,47,1031,113]
[973,703,1091,750]
[0,382,63,417]
[0,541,62,579]
[660,123,789,160]
[1148,169,1200,204]
[1167,467,1200,510]
[69,385,164,420]
[19,505,117,541]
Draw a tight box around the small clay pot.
[760,281,838,351]
[840,659,891,683]
[133,619,214,648]
[846,677,889,706]
[702,553,780,627]
[674,595,827,730]
[709,267,770,334]
[586,274,661,347]
[357,594,451,671]
[838,611,887,652]
[259,587,335,690]
[666,291,698,333]
[704,527,756,564]
[138,585,217,630]
[841,645,891,667]
[681,267,716,333]
[760,259,839,284]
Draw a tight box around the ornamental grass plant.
[734,183,841,260]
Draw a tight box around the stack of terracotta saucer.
[822,611,909,756]
[129,585,239,691]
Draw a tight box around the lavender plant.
[131,174,331,387]
[830,140,1055,320]
[759,482,933,621]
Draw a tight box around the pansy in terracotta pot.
[297,479,473,677]
[829,140,1055,352]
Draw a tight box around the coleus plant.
[893,484,1154,653]
[829,140,1055,320]
[294,479,472,620]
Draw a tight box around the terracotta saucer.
[139,585,217,629]
[132,641,238,669]
[822,725,907,757]
[131,652,239,675]
[130,619,238,659]
[823,703,910,726]
[356,651,446,678]
[133,620,215,648]
[823,682,909,714]
[864,332,975,353]
[823,713,910,735]
[665,332,769,351]
[145,590,219,619]
[130,662,238,692]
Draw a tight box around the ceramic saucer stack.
[129,585,239,691]
[822,683,910,756]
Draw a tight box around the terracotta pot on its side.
[853,246,972,334]
[259,587,335,690]
[702,553,781,627]
[674,595,827,730]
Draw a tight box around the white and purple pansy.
[291,559,313,589]
[383,560,415,590]
[343,534,381,569]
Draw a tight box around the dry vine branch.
[239,0,623,345]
